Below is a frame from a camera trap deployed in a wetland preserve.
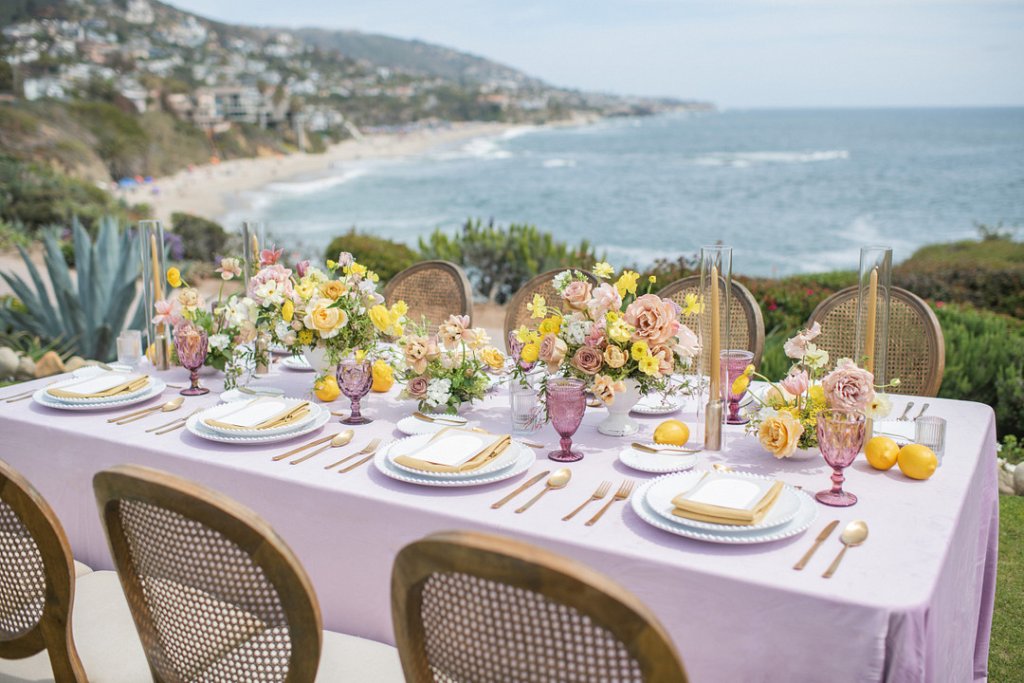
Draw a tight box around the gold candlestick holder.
[704,398,723,451]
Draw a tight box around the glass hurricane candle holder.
[337,358,373,425]
[816,410,866,507]
[720,349,753,424]
[173,323,209,396]
[699,245,732,450]
[546,378,586,462]
[139,220,169,370]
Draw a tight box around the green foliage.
[0,330,75,362]
[67,101,149,178]
[419,219,600,304]
[324,229,418,283]
[991,495,1024,680]
[171,212,229,261]
[935,304,1024,438]
[1001,435,1024,466]
[0,155,125,231]
[0,217,145,361]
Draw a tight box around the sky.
[170,0,1024,108]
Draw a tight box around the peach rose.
[320,280,346,300]
[406,376,429,399]
[562,280,593,311]
[438,314,470,349]
[538,333,568,373]
[480,347,505,371]
[593,373,625,405]
[309,305,347,338]
[403,335,435,374]
[758,411,805,458]
[603,345,627,369]
[822,358,875,412]
[571,345,603,375]
[650,344,675,376]
[624,294,679,346]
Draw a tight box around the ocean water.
[240,108,1024,276]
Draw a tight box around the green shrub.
[1001,435,1024,465]
[171,212,229,261]
[419,219,600,303]
[0,155,125,231]
[324,229,418,283]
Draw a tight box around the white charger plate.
[631,475,817,544]
[42,371,154,405]
[386,433,521,479]
[373,441,535,487]
[197,398,318,437]
[281,356,315,372]
[631,394,683,416]
[396,415,470,436]
[33,378,167,412]
[645,471,801,532]
[186,407,330,445]
[618,445,698,474]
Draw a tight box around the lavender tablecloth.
[0,365,998,682]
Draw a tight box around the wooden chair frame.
[384,260,474,329]
[93,464,322,683]
[0,458,86,681]
[392,531,689,683]
[658,275,766,367]
[808,286,945,397]
[503,269,599,351]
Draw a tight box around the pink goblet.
[337,358,373,425]
[173,322,209,396]
[546,378,586,462]
[720,349,754,424]
[815,410,866,507]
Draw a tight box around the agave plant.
[0,217,146,361]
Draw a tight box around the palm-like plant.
[0,217,145,361]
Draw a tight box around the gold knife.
[271,433,336,461]
[491,470,550,509]
[793,519,839,570]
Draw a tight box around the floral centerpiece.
[512,263,700,436]
[744,322,896,458]
[398,315,505,414]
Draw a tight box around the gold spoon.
[515,468,571,513]
[822,521,869,579]
[110,397,184,425]
[290,429,354,465]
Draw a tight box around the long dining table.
[0,363,998,682]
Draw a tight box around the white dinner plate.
[196,398,318,437]
[386,433,522,479]
[631,394,684,416]
[630,475,817,544]
[281,356,315,372]
[185,407,330,445]
[373,441,535,487]
[41,370,154,405]
[395,415,471,436]
[33,378,168,412]
[618,445,698,474]
[645,471,801,532]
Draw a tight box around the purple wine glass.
[337,358,373,425]
[721,349,754,424]
[547,378,586,462]
[173,322,209,396]
[815,410,866,507]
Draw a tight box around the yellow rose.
[371,360,394,392]
[603,345,627,369]
[481,347,505,371]
[521,342,540,363]
[307,303,348,338]
[369,304,392,333]
[320,280,346,300]
[757,412,805,458]
[538,316,561,336]
[166,267,182,288]
[282,300,294,323]
[631,341,649,361]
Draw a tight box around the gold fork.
[584,480,634,527]
[331,438,382,472]
[562,481,611,521]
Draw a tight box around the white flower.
[552,270,572,293]
[208,334,231,351]
[274,320,291,340]
[563,316,593,346]
[254,280,285,306]
[803,343,830,370]
[424,378,452,408]
[865,393,893,420]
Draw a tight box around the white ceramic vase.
[303,347,334,375]
[597,379,642,437]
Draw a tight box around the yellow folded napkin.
[393,428,512,473]
[204,401,310,431]
[671,478,784,526]
[47,375,150,399]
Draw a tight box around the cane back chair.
[392,531,689,683]
[658,275,766,368]
[807,286,945,396]
[384,260,474,331]
[503,269,599,352]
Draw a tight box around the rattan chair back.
[0,458,86,681]
[93,465,322,683]
[392,531,688,683]
[503,269,599,351]
[658,275,765,368]
[807,286,944,396]
[384,260,474,331]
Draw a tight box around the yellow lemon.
[653,420,690,446]
[864,436,900,471]
[314,375,340,403]
[371,360,395,393]
[897,443,938,480]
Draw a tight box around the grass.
[991,495,1024,680]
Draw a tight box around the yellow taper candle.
[865,267,878,373]
[149,233,164,331]
[251,234,259,265]
[710,264,721,397]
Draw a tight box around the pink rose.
[562,280,593,311]
[780,369,810,397]
[571,345,603,375]
[538,333,568,373]
[407,376,429,399]
[822,359,875,412]
[624,294,679,346]
[587,282,622,319]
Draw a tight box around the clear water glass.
[816,410,866,507]
[915,416,946,463]
[116,329,142,369]
[509,372,544,435]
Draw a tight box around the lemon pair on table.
[865,436,937,480]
